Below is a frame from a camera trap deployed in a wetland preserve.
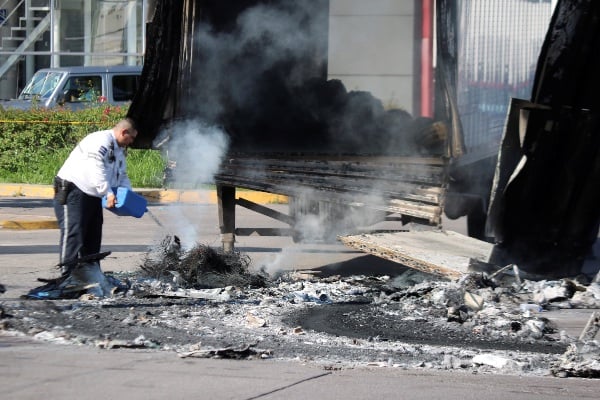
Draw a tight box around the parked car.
[0,65,142,110]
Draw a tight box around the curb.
[0,184,288,204]
[0,220,59,230]
[137,188,288,205]
[0,184,55,198]
[0,184,288,230]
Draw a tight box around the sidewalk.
[3,333,598,400]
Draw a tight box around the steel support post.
[217,185,236,253]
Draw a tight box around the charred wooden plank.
[215,154,448,226]
[340,231,494,279]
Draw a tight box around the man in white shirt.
[54,118,138,275]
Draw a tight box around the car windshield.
[18,71,64,100]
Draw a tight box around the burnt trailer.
[127,0,549,240]
[129,0,461,252]
[129,0,600,279]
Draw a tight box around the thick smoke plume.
[162,120,229,186]
[187,0,327,122]
[185,0,432,156]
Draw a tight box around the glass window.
[112,75,140,101]
[19,71,65,99]
[62,75,102,103]
[14,0,144,77]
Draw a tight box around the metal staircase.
[0,0,50,79]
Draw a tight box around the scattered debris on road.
[2,238,599,378]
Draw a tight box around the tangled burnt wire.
[140,235,268,289]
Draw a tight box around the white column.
[25,0,34,81]
[84,0,91,65]
[51,0,60,67]
[126,0,137,65]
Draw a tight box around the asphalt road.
[1,195,600,399]
[0,196,454,298]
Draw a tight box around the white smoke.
[260,250,287,276]
[164,120,229,187]
[152,120,229,246]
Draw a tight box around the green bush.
[0,105,166,187]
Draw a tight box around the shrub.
[0,105,166,187]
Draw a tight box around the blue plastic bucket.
[102,187,147,218]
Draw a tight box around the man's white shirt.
[57,129,131,197]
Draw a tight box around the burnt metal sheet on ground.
[339,230,494,279]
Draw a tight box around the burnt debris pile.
[140,235,268,289]
[3,259,600,376]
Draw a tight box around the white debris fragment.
[442,354,465,369]
[570,291,600,308]
[472,353,517,370]
[95,335,160,349]
[519,303,543,313]
[578,311,600,342]
[525,319,546,339]
[464,291,484,311]
[246,312,267,328]
[531,280,575,305]
[33,330,73,345]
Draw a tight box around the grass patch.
[126,149,167,188]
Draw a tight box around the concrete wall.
[328,0,417,114]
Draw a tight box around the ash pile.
[104,247,600,378]
[2,238,600,378]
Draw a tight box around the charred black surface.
[483,2,600,277]
[287,303,567,354]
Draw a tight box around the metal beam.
[236,197,295,226]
